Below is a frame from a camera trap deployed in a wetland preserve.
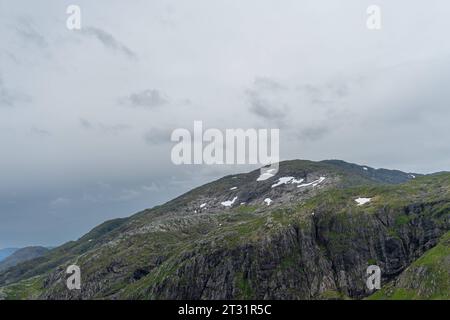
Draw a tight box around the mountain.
[0,247,49,272]
[0,159,448,300]
[0,249,18,262]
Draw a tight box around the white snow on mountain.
[298,177,326,188]
[355,197,371,206]
[256,169,277,181]
[221,196,238,207]
[264,198,273,205]
[271,177,305,188]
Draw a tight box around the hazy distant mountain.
[0,159,448,300]
[0,249,18,262]
[0,247,49,272]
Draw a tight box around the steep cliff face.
[0,160,448,300]
[369,231,450,300]
[117,199,448,299]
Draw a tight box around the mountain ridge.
[0,249,18,263]
[0,159,448,300]
[0,247,50,273]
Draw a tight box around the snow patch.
[230,187,237,190]
[363,167,369,171]
[298,177,326,188]
[355,197,371,206]
[257,169,277,181]
[264,198,273,206]
[200,203,207,209]
[221,196,238,207]
[271,177,305,188]
[410,174,416,179]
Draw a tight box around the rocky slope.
[0,160,448,300]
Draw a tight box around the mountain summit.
[0,159,448,300]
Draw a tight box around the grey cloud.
[253,77,286,91]
[121,89,168,109]
[81,27,137,60]
[246,89,288,122]
[4,51,20,65]
[30,127,51,137]
[0,75,30,107]
[79,118,93,129]
[141,183,160,193]
[82,184,160,203]
[143,127,173,145]
[115,189,141,201]
[49,197,71,208]
[98,123,131,135]
[0,81,15,107]
[364,59,450,126]
[15,20,48,48]
[298,82,350,105]
[247,95,286,120]
[3,0,450,248]
[295,125,331,142]
[245,77,290,123]
[79,118,131,134]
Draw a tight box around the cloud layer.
[1,0,450,247]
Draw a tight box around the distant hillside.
[320,160,420,184]
[0,247,49,272]
[0,249,18,262]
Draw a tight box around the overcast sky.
[1,0,450,248]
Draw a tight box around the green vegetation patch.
[0,275,44,300]
[234,272,254,299]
